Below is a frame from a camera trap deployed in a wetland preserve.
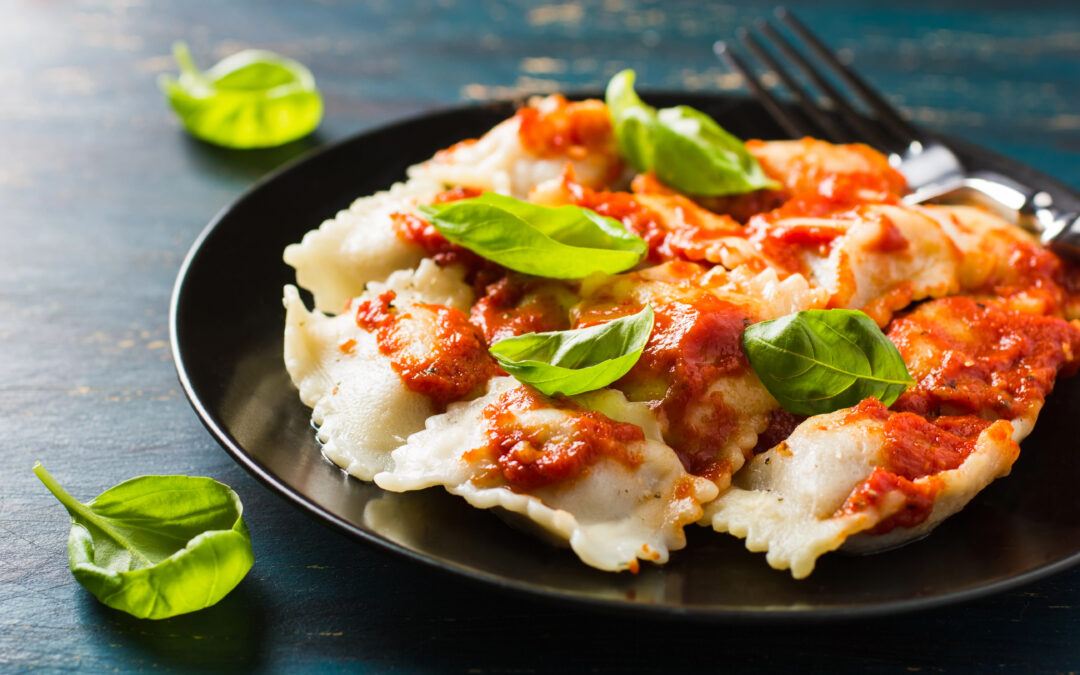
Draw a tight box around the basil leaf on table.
[33,463,254,620]
[604,69,779,196]
[490,305,654,396]
[742,309,914,416]
[159,42,323,149]
[418,193,647,279]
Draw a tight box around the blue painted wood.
[3,0,1080,671]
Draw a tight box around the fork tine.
[775,7,921,144]
[756,19,903,153]
[739,24,849,145]
[713,40,815,140]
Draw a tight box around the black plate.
[171,93,1080,620]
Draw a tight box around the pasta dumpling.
[705,402,1019,579]
[376,377,718,572]
[283,260,480,480]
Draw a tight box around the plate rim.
[170,92,1080,621]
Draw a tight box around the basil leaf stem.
[33,463,254,620]
[160,41,323,149]
[605,70,779,196]
[742,309,914,415]
[418,193,646,279]
[490,305,655,396]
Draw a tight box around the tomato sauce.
[883,410,991,480]
[474,385,645,491]
[469,276,570,344]
[431,186,483,204]
[564,177,748,265]
[836,397,995,534]
[888,297,1080,418]
[563,179,672,262]
[609,295,754,480]
[390,211,503,293]
[839,467,938,535]
[867,213,909,253]
[355,290,496,406]
[516,95,614,159]
[389,183,484,266]
[631,171,787,224]
[743,216,846,274]
[745,138,908,201]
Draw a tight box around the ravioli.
[375,377,718,572]
[282,91,1080,577]
[754,203,962,323]
[282,260,476,479]
[571,262,826,490]
[706,294,1080,577]
[704,402,1019,579]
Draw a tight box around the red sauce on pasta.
[888,297,1080,418]
[595,294,753,480]
[631,171,788,224]
[563,180,672,262]
[840,467,938,534]
[868,213,909,253]
[837,398,999,534]
[389,183,484,268]
[565,177,753,265]
[745,138,908,201]
[473,385,644,490]
[516,95,614,159]
[470,276,570,344]
[390,211,503,292]
[355,290,495,405]
[743,217,845,273]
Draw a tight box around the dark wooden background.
[4,0,1080,671]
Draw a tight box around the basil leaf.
[159,42,322,149]
[490,305,654,396]
[34,463,254,620]
[418,193,646,279]
[742,309,914,416]
[604,69,779,196]
[604,70,656,172]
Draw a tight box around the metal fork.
[715,7,1080,259]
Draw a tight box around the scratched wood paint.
[2,0,1080,671]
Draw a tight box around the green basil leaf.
[159,42,322,149]
[604,69,779,196]
[418,193,646,279]
[652,105,779,196]
[34,463,254,620]
[604,70,657,172]
[490,305,654,396]
[742,309,914,416]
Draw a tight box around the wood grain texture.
[2,0,1079,671]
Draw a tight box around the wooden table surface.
[4,0,1080,671]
